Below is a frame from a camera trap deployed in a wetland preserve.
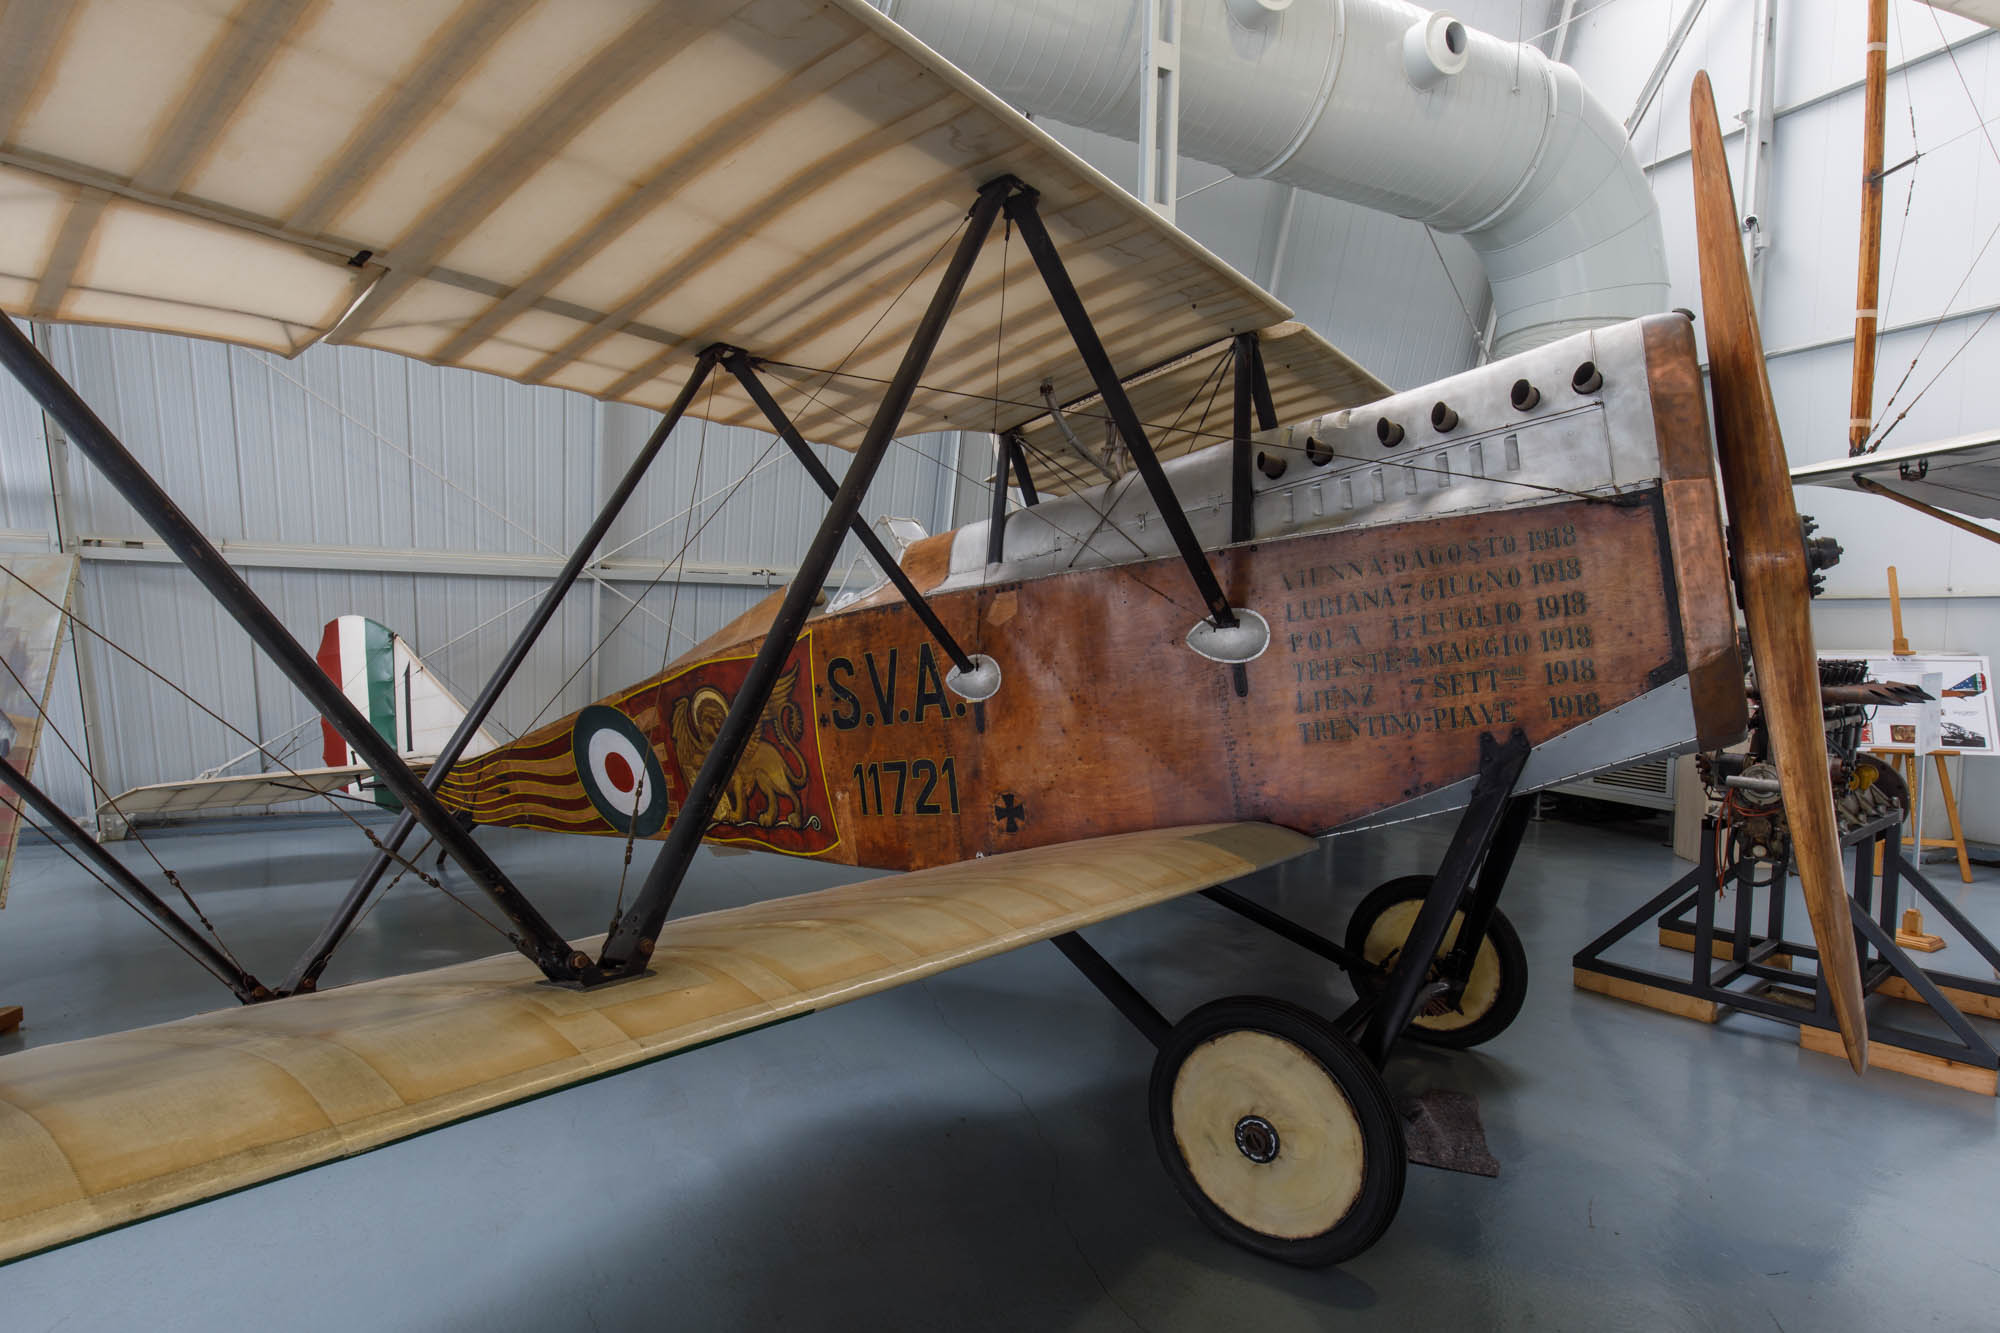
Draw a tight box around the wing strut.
[1007,435,1041,506]
[597,178,1012,975]
[278,348,725,995]
[0,317,589,986]
[0,752,267,1001]
[1229,331,1278,545]
[984,432,1034,563]
[720,349,985,680]
[1851,475,2000,548]
[1227,332,1278,696]
[1358,728,1533,1064]
[1005,187,1247,637]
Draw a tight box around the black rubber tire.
[1343,875,1529,1050]
[1149,996,1406,1267]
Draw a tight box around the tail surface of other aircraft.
[100,618,495,826]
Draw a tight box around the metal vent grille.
[1552,756,1677,811]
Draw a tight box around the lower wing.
[0,821,1311,1263]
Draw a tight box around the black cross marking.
[993,792,1026,834]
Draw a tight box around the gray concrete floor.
[2,807,1998,1331]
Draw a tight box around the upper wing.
[0,0,1379,446]
[1792,431,2000,523]
[0,821,1311,1262]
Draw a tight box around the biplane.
[0,0,1868,1271]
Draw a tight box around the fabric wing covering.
[1920,2,2000,30]
[1792,432,2000,524]
[0,822,1310,1262]
[0,0,1382,450]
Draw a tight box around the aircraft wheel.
[1150,996,1406,1267]
[1344,875,1528,1049]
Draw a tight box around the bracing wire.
[1868,5,2000,452]
[252,352,691,654]
[1425,227,1488,352]
[513,212,981,740]
[10,803,240,988]
[0,565,504,937]
[0,651,248,972]
[513,434,789,741]
[755,360,1185,590]
[345,834,437,939]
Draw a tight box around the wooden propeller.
[1690,71,1869,1072]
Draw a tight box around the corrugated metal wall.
[0,325,961,824]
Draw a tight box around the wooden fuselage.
[438,315,1743,872]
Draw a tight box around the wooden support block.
[1895,908,1945,953]
[0,1007,19,1036]
[1876,975,2000,1021]
[1798,1024,1998,1095]
[1573,967,1721,1023]
[1657,926,1791,969]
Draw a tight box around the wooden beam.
[1799,1024,1996,1096]
[1853,477,2000,549]
[1878,976,2000,1022]
[1656,926,1790,969]
[1572,968,1720,1024]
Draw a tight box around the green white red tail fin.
[315,615,497,809]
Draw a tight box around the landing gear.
[1150,996,1406,1267]
[1053,729,1537,1267]
[1346,875,1529,1049]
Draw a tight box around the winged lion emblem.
[668,666,819,830]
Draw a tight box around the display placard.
[1828,652,1996,756]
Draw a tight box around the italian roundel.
[571,705,668,837]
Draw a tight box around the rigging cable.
[1425,227,1488,354]
[512,212,981,742]
[10,803,239,988]
[613,372,719,928]
[1868,4,2000,452]
[1058,346,1234,570]
[0,650,249,973]
[0,565,501,938]
[251,351,689,659]
[755,359,1190,606]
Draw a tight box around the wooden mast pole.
[1848,0,1890,456]
[1887,563,1912,656]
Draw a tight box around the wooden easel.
[1870,568,1974,884]
[1875,748,1974,884]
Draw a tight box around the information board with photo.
[1830,653,1996,756]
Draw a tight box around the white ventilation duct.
[879,0,1668,358]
